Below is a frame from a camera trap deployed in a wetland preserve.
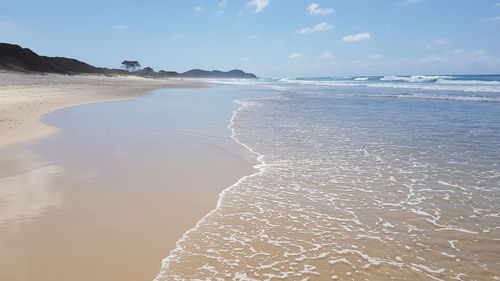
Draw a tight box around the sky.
[1,0,500,77]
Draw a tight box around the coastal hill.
[183,69,257,78]
[0,43,257,78]
[0,43,111,74]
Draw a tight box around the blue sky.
[1,0,500,77]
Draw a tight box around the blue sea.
[156,75,500,280]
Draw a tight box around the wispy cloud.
[484,16,500,21]
[307,3,334,15]
[247,34,259,40]
[194,6,203,12]
[369,54,383,60]
[299,22,333,34]
[241,57,252,62]
[336,48,500,74]
[399,0,423,5]
[319,51,334,59]
[289,52,304,59]
[419,54,448,64]
[112,25,128,30]
[216,0,227,15]
[218,0,227,9]
[246,0,270,13]
[342,32,371,42]
[495,2,500,7]
[424,39,447,49]
[433,39,447,45]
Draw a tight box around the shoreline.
[0,71,207,149]
[154,99,266,279]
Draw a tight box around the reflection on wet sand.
[0,149,62,226]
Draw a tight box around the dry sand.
[0,71,204,149]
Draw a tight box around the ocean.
[155,75,500,280]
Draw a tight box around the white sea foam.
[380,75,452,83]
[435,79,500,85]
[268,88,500,102]
[367,82,500,93]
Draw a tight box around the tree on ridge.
[121,60,141,72]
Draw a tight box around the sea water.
[156,75,500,280]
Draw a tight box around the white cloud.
[299,22,334,34]
[399,0,423,5]
[194,6,203,12]
[319,51,334,59]
[494,2,500,7]
[241,57,252,62]
[342,32,371,42]
[247,34,259,40]
[349,60,362,66]
[217,0,227,15]
[449,49,500,68]
[307,3,334,15]
[433,39,447,45]
[424,39,447,49]
[112,25,128,30]
[289,52,304,59]
[419,54,448,64]
[218,0,228,9]
[485,16,500,21]
[369,54,383,60]
[246,0,270,13]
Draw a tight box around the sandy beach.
[0,71,205,149]
[0,74,257,281]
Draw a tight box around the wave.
[435,79,500,85]
[380,75,453,83]
[277,78,358,87]
[367,82,500,93]
[261,86,500,103]
[290,75,500,85]
[189,76,500,98]
[372,93,500,102]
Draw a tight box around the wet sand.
[0,84,257,281]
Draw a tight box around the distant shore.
[0,71,206,148]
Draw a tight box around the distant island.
[182,69,257,79]
[0,43,257,79]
